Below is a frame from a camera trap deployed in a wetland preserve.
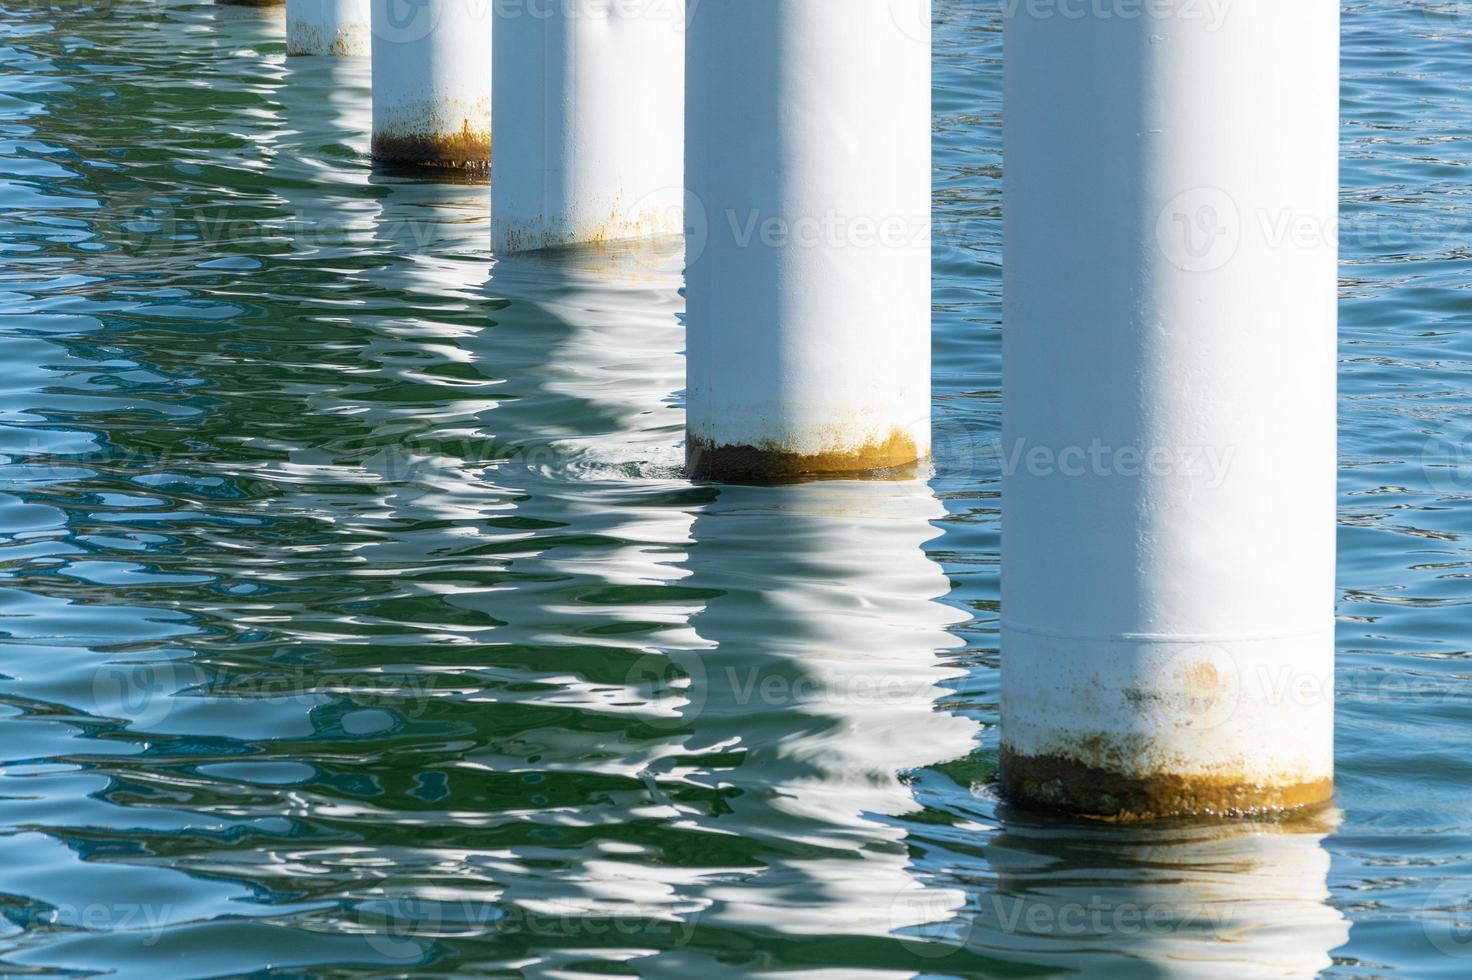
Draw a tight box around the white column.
[490,1,684,253]
[369,0,491,170]
[684,0,931,481]
[1001,2,1339,817]
[287,0,370,56]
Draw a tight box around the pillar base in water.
[999,748,1335,822]
[369,130,490,172]
[999,629,1335,821]
[684,3,930,487]
[1000,4,1339,822]
[370,0,492,172]
[685,432,924,483]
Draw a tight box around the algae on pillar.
[1000,3,1340,818]
[683,0,932,481]
[287,0,370,56]
[369,0,491,170]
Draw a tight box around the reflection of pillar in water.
[270,48,376,263]
[661,479,976,936]
[949,813,1349,978]
[287,0,371,56]
[436,244,706,957]
[214,0,287,25]
[479,244,687,478]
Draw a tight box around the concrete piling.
[490,0,685,253]
[287,0,370,56]
[683,0,932,481]
[369,0,491,171]
[1000,3,1340,818]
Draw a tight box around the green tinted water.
[0,1,1470,976]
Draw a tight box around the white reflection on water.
[670,478,978,946]
[904,808,1350,978]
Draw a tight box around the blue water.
[0,0,1468,975]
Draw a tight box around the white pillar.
[1001,3,1339,817]
[369,0,491,170]
[684,0,931,481]
[287,0,370,56]
[491,1,684,253]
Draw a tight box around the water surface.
[0,0,1469,976]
